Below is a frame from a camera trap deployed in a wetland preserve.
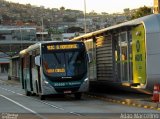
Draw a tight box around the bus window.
[42,50,87,78]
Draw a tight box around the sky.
[6,0,153,13]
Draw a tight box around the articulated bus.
[19,41,89,100]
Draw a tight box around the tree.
[88,10,98,16]
[60,6,65,11]
[2,14,10,21]
[101,12,109,16]
[60,6,65,16]
[131,6,152,19]
[67,27,84,33]
[63,16,76,22]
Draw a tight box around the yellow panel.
[132,25,146,84]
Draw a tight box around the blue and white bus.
[19,41,89,100]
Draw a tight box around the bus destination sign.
[47,44,78,50]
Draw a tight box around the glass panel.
[119,32,129,82]
[42,50,87,78]
[114,35,121,81]
[114,32,133,83]
[84,39,96,80]
[129,32,133,82]
[42,53,66,77]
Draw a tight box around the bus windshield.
[42,50,87,77]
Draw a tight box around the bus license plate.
[64,91,71,94]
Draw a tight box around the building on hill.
[0,51,10,74]
[0,26,47,74]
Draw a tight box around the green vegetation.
[131,6,152,19]
[67,27,84,33]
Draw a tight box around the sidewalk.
[0,73,20,85]
[85,92,160,111]
[0,73,8,80]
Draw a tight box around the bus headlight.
[84,78,88,82]
[44,80,49,84]
[78,78,89,92]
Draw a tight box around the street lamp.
[41,17,44,41]
[84,0,87,33]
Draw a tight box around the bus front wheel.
[74,93,82,100]
[25,80,31,96]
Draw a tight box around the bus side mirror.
[35,55,40,66]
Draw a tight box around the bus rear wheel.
[39,95,45,100]
[25,90,31,96]
[25,81,31,96]
[74,93,82,100]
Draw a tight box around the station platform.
[85,91,160,111]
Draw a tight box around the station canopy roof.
[71,14,159,41]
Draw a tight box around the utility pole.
[41,17,44,41]
[84,0,87,33]
[20,27,22,50]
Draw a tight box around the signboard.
[53,81,81,87]
[47,68,65,73]
[47,44,78,50]
[132,25,146,84]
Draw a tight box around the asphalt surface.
[1,74,160,111]
[0,74,160,119]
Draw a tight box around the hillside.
[0,0,83,27]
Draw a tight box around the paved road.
[0,78,159,119]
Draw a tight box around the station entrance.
[114,32,132,83]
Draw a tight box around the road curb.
[85,92,160,111]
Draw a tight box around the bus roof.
[19,41,83,56]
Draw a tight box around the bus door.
[35,49,41,93]
[37,65,41,93]
[115,32,132,83]
[29,55,33,91]
[131,25,146,85]
[21,57,24,89]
